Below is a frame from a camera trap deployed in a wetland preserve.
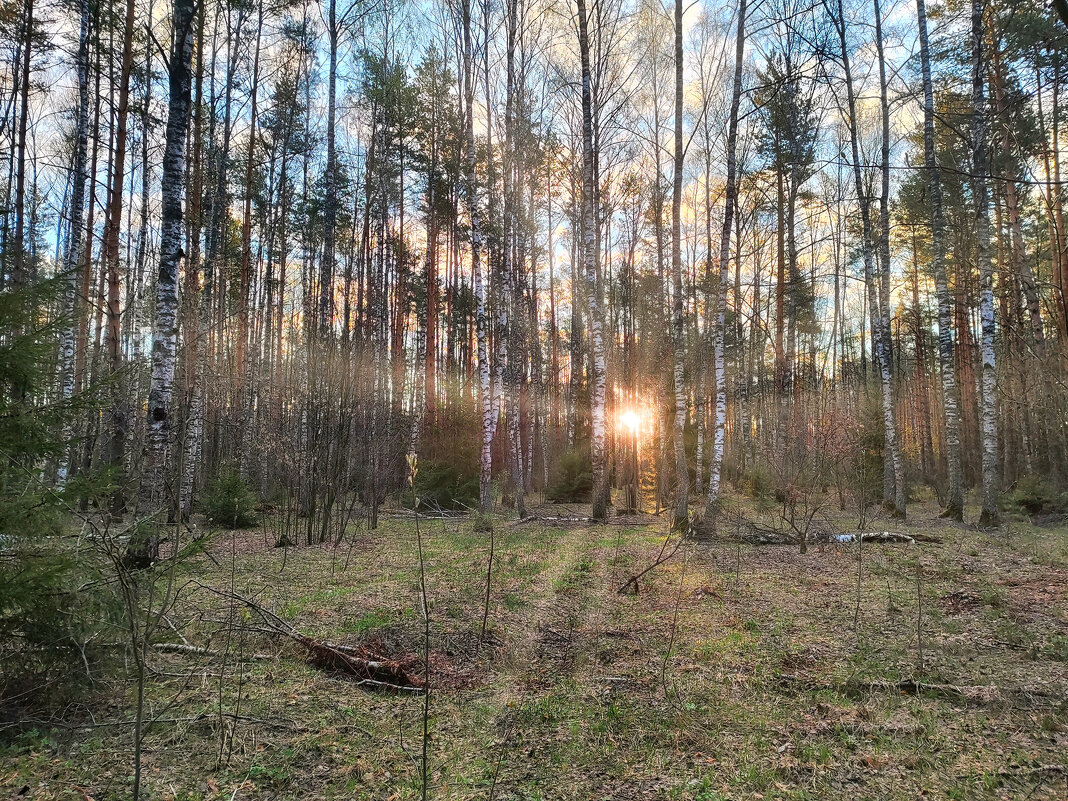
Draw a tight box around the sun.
[620,409,641,432]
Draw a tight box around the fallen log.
[151,642,274,660]
[833,532,916,545]
[776,673,1062,708]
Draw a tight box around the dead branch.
[617,536,683,594]
[189,581,420,689]
[151,642,274,660]
[776,674,1063,708]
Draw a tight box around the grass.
[2,495,1068,800]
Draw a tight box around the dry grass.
[3,494,1067,800]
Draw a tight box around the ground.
[3,494,1068,800]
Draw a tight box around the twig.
[618,536,682,594]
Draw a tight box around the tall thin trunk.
[707,0,746,515]
[577,0,608,521]
[874,0,905,516]
[101,0,138,515]
[971,0,999,525]
[832,0,901,522]
[11,0,33,288]
[136,0,197,532]
[238,0,263,478]
[916,0,964,519]
[463,0,493,514]
[669,0,689,531]
[56,0,91,483]
[321,0,338,338]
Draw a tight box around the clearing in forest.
[3,498,1067,800]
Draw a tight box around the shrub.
[739,462,775,502]
[204,472,258,528]
[403,460,479,511]
[0,278,118,699]
[546,447,592,503]
[1012,475,1066,516]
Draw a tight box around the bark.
[670,0,689,531]
[874,0,905,517]
[831,0,902,522]
[916,0,964,519]
[321,0,338,338]
[101,0,139,515]
[577,0,608,521]
[136,0,197,533]
[462,0,493,514]
[503,0,525,518]
[11,0,33,289]
[708,0,746,514]
[56,0,91,483]
[971,0,999,526]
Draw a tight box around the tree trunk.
[56,0,91,483]
[707,0,746,515]
[101,0,138,516]
[463,0,493,514]
[874,0,906,517]
[670,0,689,531]
[577,0,608,521]
[916,0,964,519]
[135,0,197,538]
[971,0,999,526]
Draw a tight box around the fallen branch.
[151,642,274,660]
[776,674,1062,708]
[975,764,1067,780]
[833,532,916,545]
[190,581,420,689]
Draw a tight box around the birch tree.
[707,0,747,515]
[133,0,197,555]
[577,0,609,521]
[971,0,999,525]
[669,0,689,532]
[916,0,964,519]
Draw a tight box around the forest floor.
[3,494,1068,800]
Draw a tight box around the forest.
[2,0,1068,795]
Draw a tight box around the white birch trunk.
[917,0,964,519]
[707,0,746,514]
[463,0,493,514]
[971,0,999,525]
[56,0,91,484]
[577,0,608,521]
[874,0,906,517]
[669,0,689,532]
[140,0,195,513]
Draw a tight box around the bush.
[738,462,775,502]
[546,447,592,503]
[1012,475,1067,516]
[204,472,258,528]
[0,278,118,699]
[403,460,479,511]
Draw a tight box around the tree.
[669,0,689,531]
[971,0,998,525]
[707,0,748,515]
[576,0,608,521]
[132,0,197,564]
[916,0,965,520]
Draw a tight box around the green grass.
[3,496,1068,800]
